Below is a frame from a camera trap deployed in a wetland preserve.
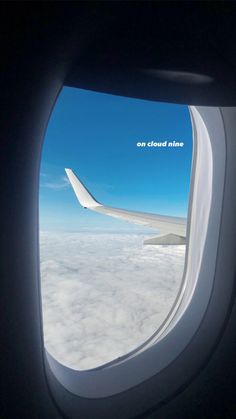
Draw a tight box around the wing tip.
[65,168,101,208]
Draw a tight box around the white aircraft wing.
[65,168,187,244]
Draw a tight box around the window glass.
[40,87,192,369]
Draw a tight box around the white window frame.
[45,106,226,399]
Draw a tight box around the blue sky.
[40,87,192,232]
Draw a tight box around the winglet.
[65,168,101,208]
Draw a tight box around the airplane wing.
[65,168,187,244]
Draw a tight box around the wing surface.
[65,168,187,238]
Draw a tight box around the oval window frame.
[44,106,226,399]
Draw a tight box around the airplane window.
[40,87,192,370]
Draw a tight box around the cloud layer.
[40,231,186,370]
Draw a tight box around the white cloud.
[40,231,186,370]
[41,175,70,190]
